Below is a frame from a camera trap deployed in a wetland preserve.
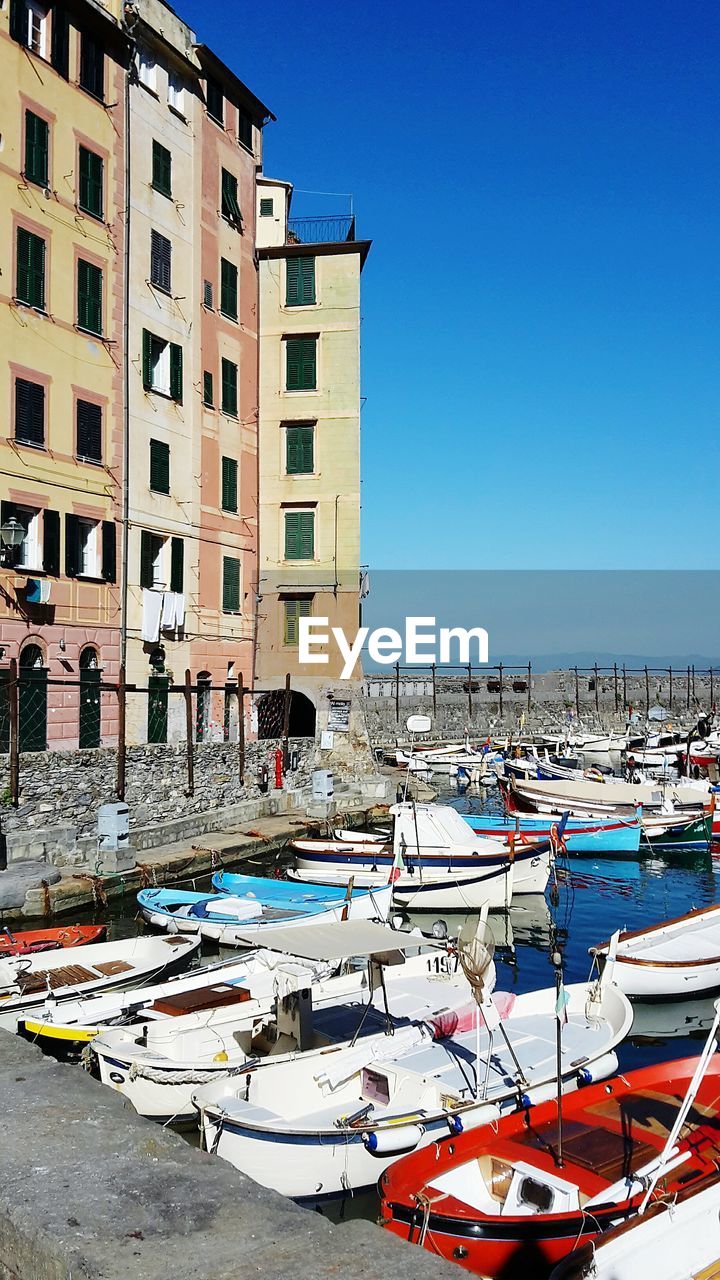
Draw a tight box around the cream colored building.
[256,178,371,740]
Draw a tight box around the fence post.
[8,658,19,808]
[644,665,650,716]
[467,663,473,723]
[431,663,437,719]
[669,666,673,712]
[237,672,245,785]
[116,664,126,800]
[692,664,696,704]
[499,662,504,719]
[613,662,618,713]
[184,669,194,796]
[622,664,627,710]
[687,666,691,711]
[527,661,532,718]
[574,666,580,719]
[594,662,599,713]
[395,661,400,724]
[711,668,715,712]
[282,672,291,770]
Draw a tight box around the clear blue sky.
[183,0,719,570]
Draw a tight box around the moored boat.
[0,924,107,957]
[590,903,720,999]
[465,813,641,857]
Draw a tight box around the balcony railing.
[287,215,356,245]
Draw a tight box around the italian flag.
[388,844,405,884]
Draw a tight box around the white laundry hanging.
[142,589,163,643]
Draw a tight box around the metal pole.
[553,948,564,1168]
[184,669,194,796]
[644,665,650,717]
[711,668,715,712]
[622,664,627,710]
[527,661,532,719]
[8,658,19,809]
[395,661,400,724]
[238,671,245,785]
[281,672,291,771]
[116,664,126,800]
[498,663,503,719]
[613,662,618,713]
[687,665,691,711]
[594,663,599,713]
[574,667,579,719]
[431,662,437,719]
[467,663,472,723]
[669,666,673,712]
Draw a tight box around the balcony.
[287,215,356,245]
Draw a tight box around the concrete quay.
[0,1030,457,1280]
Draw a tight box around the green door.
[0,670,10,753]
[148,675,168,744]
[79,669,101,748]
[19,646,47,752]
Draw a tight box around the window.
[150,229,172,292]
[286,424,314,475]
[68,517,100,577]
[24,111,48,187]
[16,227,45,310]
[9,505,41,570]
[220,258,238,320]
[26,0,48,56]
[168,73,184,115]
[284,510,315,560]
[206,77,223,124]
[222,556,241,612]
[142,330,183,401]
[203,371,214,407]
[152,140,172,197]
[221,456,238,512]
[237,108,253,150]
[140,530,182,591]
[285,337,317,391]
[77,259,102,335]
[79,31,104,100]
[221,169,242,226]
[76,398,102,462]
[221,358,238,415]
[78,146,103,219]
[137,49,156,91]
[15,377,45,446]
[259,197,274,217]
[284,598,312,645]
[286,257,316,307]
[203,279,213,309]
[149,438,170,494]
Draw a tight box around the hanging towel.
[142,589,163,642]
[160,592,176,630]
[174,592,185,629]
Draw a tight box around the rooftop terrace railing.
[287,214,356,244]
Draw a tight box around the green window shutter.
[150,229,172,292]
[76,399,102,461]
[286,257,315,306]
[140,529,153,588]
[77,259,102,334]
[222,557,240,612]
[51,2,69,76]
[9,0,25,44]
[65,514,80,578]
[206,78,223,124]
[25,111,48,187]
[221,456,238,512]
[15,378,45,446]
[221,358,238,415]
[170,537,184,592]
[203,371,213,407]
[142,329,152,389]
[285,337,316,390]
[16,227,45,309]
[152,140,172,196]
[42,509,60,575]
[237,108,252,150]
[101,520,116,582]
[169,343,183,402]
[286,425,314,475]
[79,147,103,218]
[80,32,104,100]
[284,598,311,645]
[149,438,170,493]
[285,510,314,560]
[221,169,242,225]
[220,258,238,320]
[260,197,273,217]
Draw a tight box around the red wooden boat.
[0,924,107,957]
[380,1056,720,1280]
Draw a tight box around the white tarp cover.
[230,920,435,962]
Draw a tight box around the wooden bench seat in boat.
[94,960,134,977]
[150,984,251,1017]
[18,964,97,994]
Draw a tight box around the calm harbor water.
[68,777,720,1223]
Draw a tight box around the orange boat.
[0,924,107,957]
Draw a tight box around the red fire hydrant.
[274,748,283,789]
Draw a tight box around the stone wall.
[363,668,716,743]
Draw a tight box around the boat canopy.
[228,920,432,962]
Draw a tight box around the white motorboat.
[507,775,705,819]
[193,970,632,1201]
[91,919,485,1121]
[591,904,720,999]
[0,934,199,1031]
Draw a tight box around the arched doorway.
[256,688,316,740]
[147,648,168,744]
[19,643,47,752]
[79,647,101,748]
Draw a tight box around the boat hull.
[465,814,641,856]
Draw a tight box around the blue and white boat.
[138,877,391,947]
[463,812,641,856]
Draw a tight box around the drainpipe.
[119,12,137,670]
[252,243,261,690]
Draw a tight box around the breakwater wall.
[0,1029,456,1280]
[363,668,716,743]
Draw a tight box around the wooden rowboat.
[591,903,720,999]
[0,924,106,957]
